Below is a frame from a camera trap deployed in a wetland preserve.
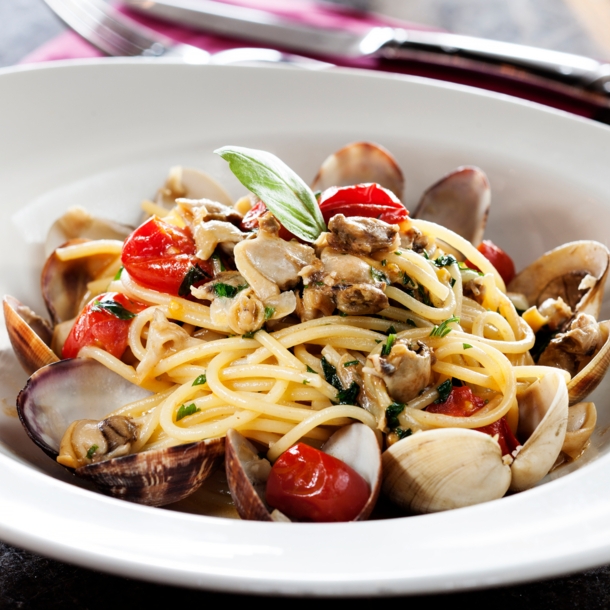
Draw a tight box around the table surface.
[3,1,610,607]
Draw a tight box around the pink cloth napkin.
[21,0,610,124]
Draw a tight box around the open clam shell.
[562,401,597,460]
[155,167,233,210]
[17,358,224,506]
[383,369,568,513]
[382,428,512,514]
[41,238,119,325]
[566,320,610,405]
[3,295,59,374]
[508,241,610,319]
[225,423,382,521]
[311,142,405,199]
[411,166,490,246]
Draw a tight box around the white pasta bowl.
[1,60,610,596]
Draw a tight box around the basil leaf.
[179,264,210,297]
[176,403,201,421]
[215,146,326,243]
[92,298,136,320]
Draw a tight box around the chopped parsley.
[192,374,207,386]
[242,330,258,339]
[91,297,136,320]
[213,282,247,298]
[423,250,430,259]
[337,381,360,405]
[179,264,210,297]
[385,325,397,335]
[405,319,417,327]
[113,266,124,280]
[264,306,275,320]
[338,310,348,317]
[418,284,433,307]
[306,365,318,374]
[321,357,342,391]
[450,278,456,287]
[211,252,226,271]
[402,272,415,287]
[395,251,402,256]
[302,379,310,385]
[463,343,473,350]
[433,254,457,267]
[434,379,453,404]
[176,403,201,421]
[381,259,387,266]
[343,360,360,367]
[370,266,388,283]
[395,427,412,440]
[430,316,460,338]
[386,402,406,429]
[381,333,396,356]
[86,444,99,460]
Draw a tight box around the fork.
[43,0,332,68]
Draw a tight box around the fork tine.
[44,0,174,57]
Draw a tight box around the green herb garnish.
[343,360,360,367]
[264,306,275,320]
[430,316,460,338]
[214,146,326,243]
[86,444,99,460]
[381,333,396,356]
[395,427,412,440]
[214,282,247,298]
[386,402,406,429]
[370,266,388,283]
[405,319,417,327]
[385,325,396,335]
[337,381,360,405]
[176,403,201,421]
[434,254,457,267]
[321,357,342,391]
[434,379,453,404]
[179,264,210,297]
[302,379,310,385]
[381,259,387,267]
[403,272,415,287]
[211,252,226,271]
[192,374,207,386]
[463,343,472,350]
[338,310,348,317]
[306,365,318,374]
[242,330,258,339]
[91,298,136,320]
[113,266,124,280]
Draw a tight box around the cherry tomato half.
[266,442,370,522]
[427,385,519,456]
[121,216,214,296]
[318,183,409,225]
[62,292,147,359]
[466,240,516,285]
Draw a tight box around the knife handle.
[366,28,610,96]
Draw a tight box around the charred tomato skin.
[266,442,370,522]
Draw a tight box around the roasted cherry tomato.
[266,442,370,522]
[62,292,147,359]
[241,200,297,241]
[121,216,214,296]
[466,239,516,285]
[427,385,519,456]
[318,183,409,225]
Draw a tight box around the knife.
[124,0,610,96]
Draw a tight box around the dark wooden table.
[2,1,610,607]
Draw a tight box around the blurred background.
[2,0,610,68]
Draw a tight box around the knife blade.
[124,0,610,96]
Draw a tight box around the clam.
[225,423,382,521]
[17,358,224,506]
[311,142,405,199]
[382,369,568,513]
[155,166,233,210]
[41,238,118,325]
[561,401,597,460]
[411,166,490,246]
[508,241,610,320]
[3,295,59,374]
[45,206,133,258]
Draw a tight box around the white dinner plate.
[2,59,610,597]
